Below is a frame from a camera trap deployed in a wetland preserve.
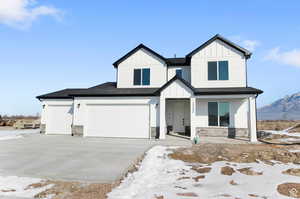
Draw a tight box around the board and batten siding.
[117,48,167,88]
[191,39,247,88]
[160,79,193,98]
[167,66,191,82]
[194,98,248,128]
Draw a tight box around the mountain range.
[258,92,300,120]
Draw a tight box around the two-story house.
[37,34,263,142]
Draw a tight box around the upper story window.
[133,68,150,85]
[175,69,182,78]
[208,102,230,127]
[208,61,229,80]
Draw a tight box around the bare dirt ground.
[169,143,300,164]
[169,143,300,198]
[31,181,116,199]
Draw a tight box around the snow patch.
[0,129,38,141]
[0,175,52,198]
[108,146,300,199]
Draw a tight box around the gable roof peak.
[186,34,252,59]
[113,43,166,68]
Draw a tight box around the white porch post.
[190,97,196,140]
[159,97,166,139]
[249,96,258,142]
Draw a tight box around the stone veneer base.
[72,125,83,136]
[196,127,249,138]
[40,124,46,134]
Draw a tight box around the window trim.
[133,68,150,86]
[207,60,229,81]
[208,101,230,127]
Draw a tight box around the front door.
[173,102,185,132]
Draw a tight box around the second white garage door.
[46,105,73,135]
[85,104,150,138]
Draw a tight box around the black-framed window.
[142,68,150,85]
[133,69,141,85]
[208,61,229,80]
[175,69,182,78]
[208,102,230,127]
[133,68,150,85]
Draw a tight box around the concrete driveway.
[0,134,190,183]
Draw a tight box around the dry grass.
[32,180,117,199]
[277,183,300,198]
[257,120,300,131]
[169,143,300,164]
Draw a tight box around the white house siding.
[160,80,193,99]
[159,80,194,139]
[194,98,248,128]
[117,48,167,88]
[167,66,191,82]
[73,97,159,138]
[191,39,247,88]
[41,99,74,135]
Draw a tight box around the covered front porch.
[157,77,259,142]
[160,95,258,142]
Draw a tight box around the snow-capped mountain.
[258,92,300,120]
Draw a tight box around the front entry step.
[168,132,190,140]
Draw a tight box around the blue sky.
[0,0,300,115]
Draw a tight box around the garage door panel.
[85,104,149,138]
[46,105,72,135]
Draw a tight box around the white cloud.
[228,35,261,51]
[0,0,62,29]
[242,40,260,51]
[265,47,300,67]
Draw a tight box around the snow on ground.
[108,146,300,199]
[0,175,52,198]
[0,129,39,141]
[265,130,300,137]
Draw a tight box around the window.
[208,61,229,80]
[208,102,230,127]
[176,69,182,78]
[133,69,141,85]
[133,68,150,85]
[142,68,150,85]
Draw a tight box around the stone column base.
[196,127,249,138]
[151,127,160,139]
[40,124,46,134]
[72,125,83,136]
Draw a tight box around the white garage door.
[46,105,72,135]
[85,104,150,138]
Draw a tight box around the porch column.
[249,96,258,142]
[190,97,196,140]
[159,97,166,139]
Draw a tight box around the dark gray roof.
[112,34,252,68]
[194,87,263,95]
[36,89,86,99]
[113,44,166,68]
[37,79,263,99]
[166,58,189,66]
[186,34,252,58]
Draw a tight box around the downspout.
[71,97,75,136]
[245,58,248,87]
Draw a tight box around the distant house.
[37,34,263,142]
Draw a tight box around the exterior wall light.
[42,105,45,109]
[77,104,80,108]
